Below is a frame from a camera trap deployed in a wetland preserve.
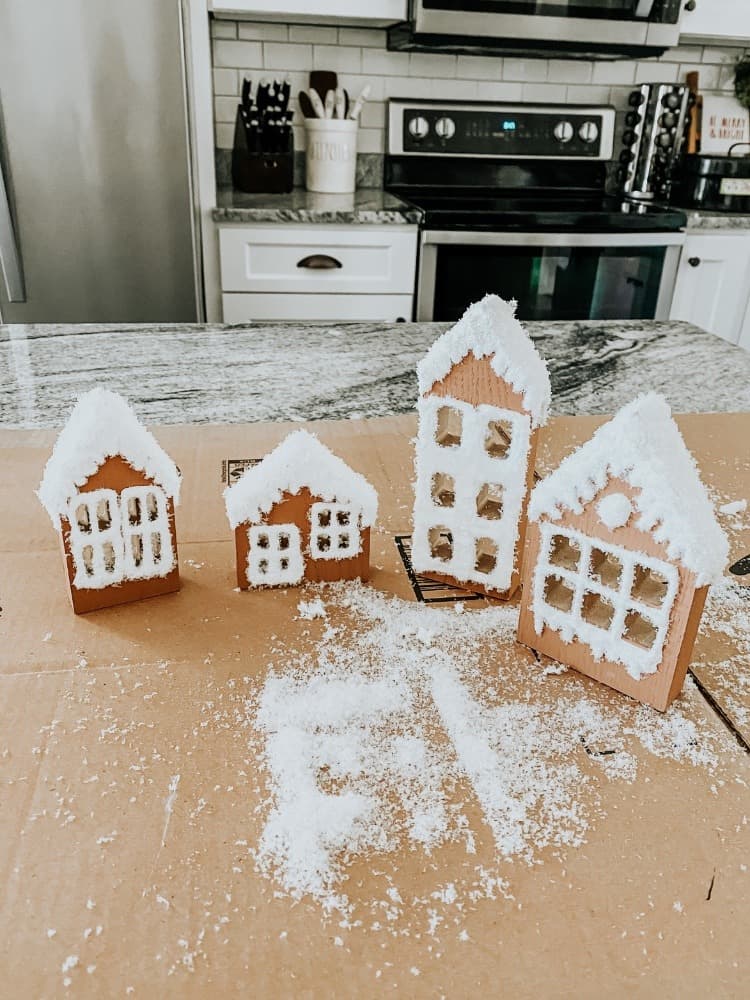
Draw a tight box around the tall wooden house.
[38,388,181,614]
[412,295,551,600]
[517,393,728,711]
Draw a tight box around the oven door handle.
[421,230,686,248]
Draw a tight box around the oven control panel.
[389,101,616,160]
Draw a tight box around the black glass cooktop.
[391,189,687,233]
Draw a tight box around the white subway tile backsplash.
[213,68,238,96]
[263,42,313,71]
[211,20,237,40]
[362,48,411,76]
[211,20,748,154]
[408,53,458,79]
[213,40,263,70]
[503,59,548,82]
[238,22,288,42]
[313,44,362,74]
[337,27,386,48]
[591,61,636,85]
[547,59,592,84]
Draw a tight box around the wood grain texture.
[234,487,370,590]
[517,477,705,712]
[60,455,180,615]
[419,351,537,601]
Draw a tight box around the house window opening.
[76,504,91,534]
[131,535,144,567]
[544,575,574,612]
[128,496,141,526]
[147,493,159,522]
[435,405,463,448]
[431,472,455,508]
[476,483,504,520]
[151,533,162,563]
[581,592,615,631]
[310,502,360,560]
[590,547,623,589]
[474,537,498,575]
[82,544,94,577]
[428,526,453,562]
[631,564,669,607]
[623,610,658,649]
[97,498,112,531]
[279,533,290,551]
[549,534,580,572]
[257,532,270,549]
[102,541,117,574]
[484,418,513,459]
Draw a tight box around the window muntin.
[534,523,679,677]
[247,523,303,585]
[309,503,361,560]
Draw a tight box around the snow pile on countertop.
[248,582,729,914]
[417,295,551,428]
[529,393,728,586]
[224,429,378,529]
[38,387,181,526]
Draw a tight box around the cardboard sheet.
[1,414,749,997]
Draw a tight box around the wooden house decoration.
[37,388,182,615]
[411,294,551,600]
[517,393,728,712]
[224,429,378,589]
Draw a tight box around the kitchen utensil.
[310,70,337,103]
[241,77,252,114]
[343,88,350,118]
[279,77,291,114]
[298,90,317,119]
[324,89,335,119]
[348,84,371,122]
[308,88,326,119]
[334,88,345,120]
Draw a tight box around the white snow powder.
[38,387,181,527]
[719,499,747,517]
[224,429,378,530]
[529,393,728,586]
[596,492,633,530]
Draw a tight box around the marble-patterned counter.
[1,319,749,429]
[684,209,750,231]
[213,187,422,226]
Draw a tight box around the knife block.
[231,108,294,194]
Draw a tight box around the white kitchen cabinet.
[680,0,750,43]
[669,232,750,344]
[209,1,406,27]
[218,222,418,322]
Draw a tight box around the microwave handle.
[0,110,26,303]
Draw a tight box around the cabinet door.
[680,0,750,42]
[669,233,750,344]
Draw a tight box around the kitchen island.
[2,318,750,428]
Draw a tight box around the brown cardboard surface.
[1,414,749,997]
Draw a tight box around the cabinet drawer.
[222,292,413,323]
[219,225,417,295]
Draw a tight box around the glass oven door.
[417,231,684,323]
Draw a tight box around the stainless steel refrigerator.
[0,0,200,323]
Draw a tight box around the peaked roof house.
[224,429,378,589]
[38,388,182,614]
[517,393,728,711]
[411,294,551,600]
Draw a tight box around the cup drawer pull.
[296,253,343,270]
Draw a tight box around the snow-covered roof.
[417,295,551,428]
[38,388,181,526]
[528,393,728,586]
[224,429,378,529]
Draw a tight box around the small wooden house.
[224,429,378,589]
[37,388,181,614]
[517,393,728,712]
[412,294,551,601]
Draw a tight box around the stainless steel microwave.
[388,0,683,58]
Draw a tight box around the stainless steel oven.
[390,0,683,57]
[417,230,684,322]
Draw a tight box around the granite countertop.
[213,187,422,225]
[2,319,749,429]
[684,208,750,231]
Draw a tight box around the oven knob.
[579,120,599,143]
[408,115,429,140]
[435,116,456,140]
[553,120,574,143]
